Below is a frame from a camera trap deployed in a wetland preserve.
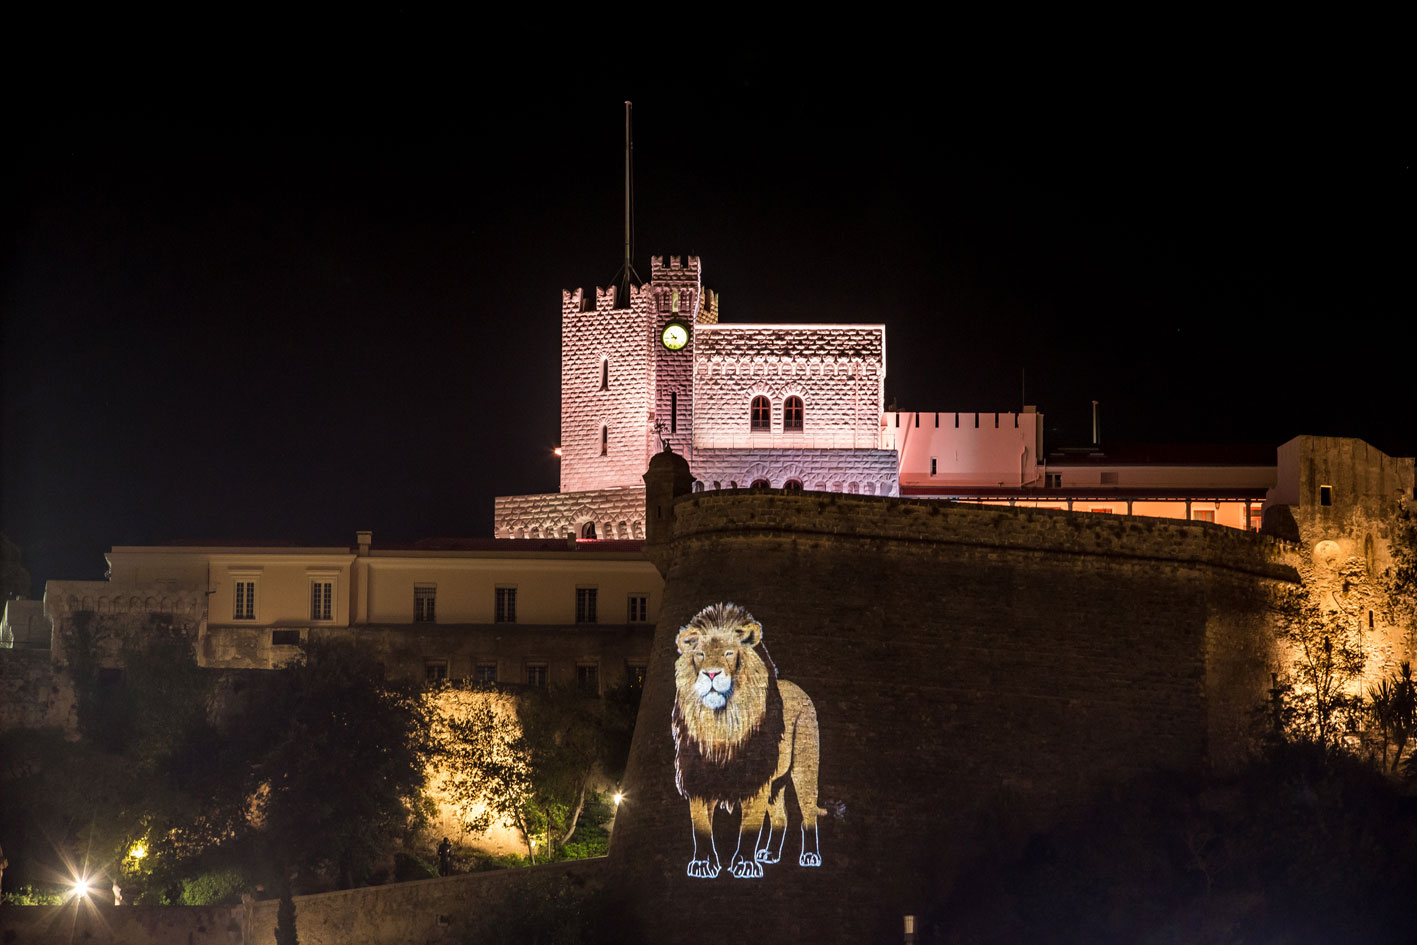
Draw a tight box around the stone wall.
[244,858,609,945]
[0,647,67,732]
[692,446,899,496]
[560,283,653,493]
[0,903,243,944]
[493,486,646,539]
[0,862,609,945]
[607,488,1295,941]
[692,323,885,446]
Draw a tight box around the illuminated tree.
[1273,582,1367,749]
[432,689,538,862]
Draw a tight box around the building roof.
[1045,443,1277,466]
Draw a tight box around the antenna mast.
[611,101,642,304]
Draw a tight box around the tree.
[1368,662,1416,772]
[1276,590,1367,747]
[432,688,538,861]
[431,683,639,864]
[249,639,432,889]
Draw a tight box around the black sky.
[3,25,1412,587]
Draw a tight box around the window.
[784,479,803,492]
[1249,506,1264,531]
[271,629,300,646]
[425,660,449,683]
[1192,509,1216,523]
[475,662,498,686]
[784,396,803,432]
[1319,485,1333,506]
[600,359,608,390]
[628,593,649,623]
[581,521,598,540]
[627,663,647,691]
[495,587,517,623]
[526,663,548,688]
[750,395,770,432]
[577,664,599,695]
[576,587,598,624]
[671,391,678,433]
[414,585,436,623]
[914,412,919,427]
[930,457,937,476]
[712,481,721,490]
[751,478,769,489]
[1045,472,1062,488]
[600,426,608,456]
[234,579,257,620]
[310,580,333,621]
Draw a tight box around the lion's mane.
[671,603,786,807]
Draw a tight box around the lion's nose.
[705,671,719,680]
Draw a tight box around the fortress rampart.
[609,472,1297,941]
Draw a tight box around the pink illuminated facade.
[492,256,1319,539]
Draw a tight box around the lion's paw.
[755,847,780,864]
[799,852,822,867]
[730,858,764,879]
[686,859,720,879]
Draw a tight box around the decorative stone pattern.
[692,324,884,446]
[510,257,893,534]
[494,487,646,539]
[649,255,715,461]
[559,283,653,493]
[692,447,899,496]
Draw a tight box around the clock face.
[661,321,689,351]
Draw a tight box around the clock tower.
[558,255,716,496]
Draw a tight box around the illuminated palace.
[494,255,1279,540]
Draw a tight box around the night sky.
[3,29,1412,588]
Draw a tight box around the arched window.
[784,479,803,492]
[600,359,608,390]
[712,481,721,490]
[751,478,769,489]
[581,522,597,539]
[600,426,608,456]
[728,480,738,489]
[693,480,703,492]
[750,395,770,432]
[783,395,803,432]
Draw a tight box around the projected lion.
[671,602,822,879]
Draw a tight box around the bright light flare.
[70,877,92,900]
[613,791,624,806]
[129,842,147,860]
[552,446,563,458]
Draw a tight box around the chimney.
[356,531,372,556]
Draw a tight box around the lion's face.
[674,603,770,749]
[680,629,751,710]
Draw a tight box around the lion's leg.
[729,784,772,878]
[686,797,720,879]
[755,784,787,863]
[792,705,823,868]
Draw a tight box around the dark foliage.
[928,747,1417,944]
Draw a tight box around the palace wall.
[608,480,1294,941]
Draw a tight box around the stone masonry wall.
[608,490,1293,942]
[692,324,885,447]
[649,255,706,460]
[691,447,899,496]
[494,486,645,539]
[560,284,653,493]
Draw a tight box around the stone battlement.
[666,489,1295,580]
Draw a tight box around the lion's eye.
[695,651,704,659]
[724,650,735,658]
